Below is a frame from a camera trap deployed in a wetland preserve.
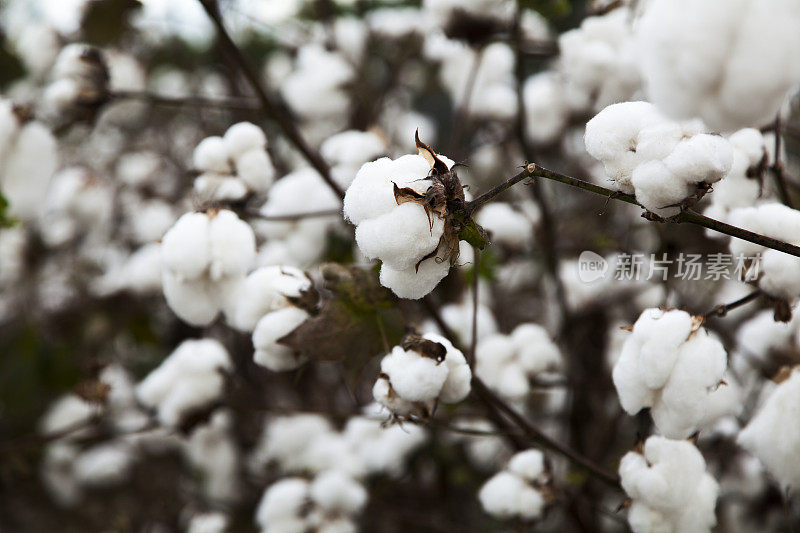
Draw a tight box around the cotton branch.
[467,162,800,259]
[703,289,763,319]
[247,208,342,221]
[197,0,345,200]
[110,90,260,112]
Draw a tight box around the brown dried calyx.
[392,131,471,272]
[400,331,447,362]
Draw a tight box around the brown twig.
[703,289,763,319]
[197,0,345,200]
[110,90,260,112]
[247,208,342,221]
[771,115,795,208]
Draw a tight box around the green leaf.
[0,192,18,228]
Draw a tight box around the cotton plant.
[0,98,58,221]
[475,202,536,249]
[636,0,800,131]
[373,332,471,419]
[192,122,275,201]
[160,209,256,326]
[136,338,232,427]
[737,366,800,491]
[478,449,551,521]
[584,101,734,218]
[475,323,562,402]
[230,265,316,372]
[619,436,719,533]
[255,471,367,533]
[344,133,479,299]
[727,203,800,303]
[612,308,733,439]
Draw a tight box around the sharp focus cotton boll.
[619,436,719,532]
[380,347,449,403]
[662,134,733,184]
[378,253,452,300]
[252,306,309,371]
[738,367,800,490]
[612,308,729,438]
[136,339,231,427]
[636,0,800,131]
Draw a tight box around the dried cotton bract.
[192,122,275,201]
[612,309,730,438]
[619,436,719,533]
[585,101,733,218]
[479,449,550,521]
[373,332,471,418]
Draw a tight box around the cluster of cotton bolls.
[0,98,58,221]
[727,203,800,301]
[41,43,109,123]
[737,366,800,491]
[255,470,367,533]
[612,308,734,438]
[619,436,719,533]
[192,122,275,200]
[585,101,735,218]
[344,146,464,299]
[475,323,562,402]
[249,409,427,479]
[160,209,256,326]
[136,338,232,427]
[636,0,800,132]
[230,265,314,371]
[478,449,550,521]
[373,332,471,418]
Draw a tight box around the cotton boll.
[507,449,545,483]
[355,202,444,271]
[162,273,225,326]
[255,478,310,529]
[187,512,229,533]
[619,436,719,533]
[476,203,534,249]
[222,121,266,160]
[252,306,309,371]
[73,442,135,487]
[310,471,367,514]
[662,134,733,184]
[372,377,416,416]
[207,210,256,281]
[522,72,570,145]
[637,0,800,131]
[136,339,231,427]
[193,136,230,174]
[433,334,472,403]
[758,249,800,300]
[39,395,99,438]
[479,471,546,521]
[380,347,449,403]
[234,148,274,193]
[251,414,333,473]
[379,258,451,300]
[232,266,311,332]
[185,410,240,502]
[161,212,211,280]
[738,367,800,490]
[321,130,388,169]
[281,45,353,121]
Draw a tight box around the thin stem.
[469,248,480,367]
[526,163,800,258]
[197,0,345,200]
[704,289,762,319]
[771,114,794,209]
[110,90,260,111]
[465,167,533,214]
